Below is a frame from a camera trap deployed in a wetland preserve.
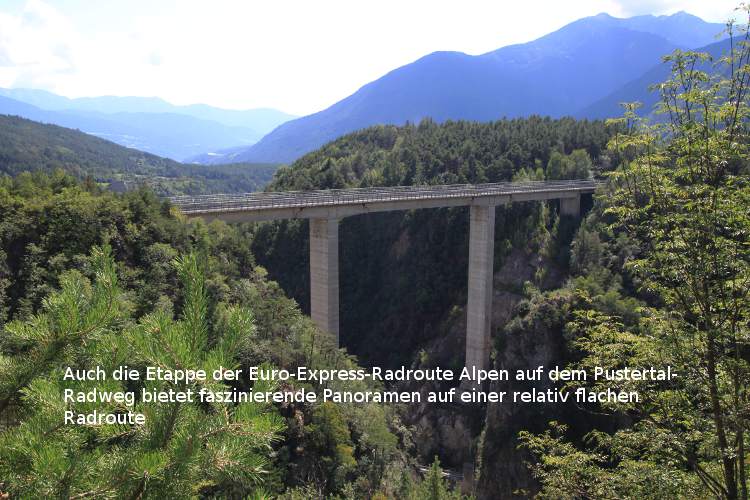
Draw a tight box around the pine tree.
[0,246,283,498]
[413,457,465,500]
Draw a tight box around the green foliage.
[140,162,281,196]
[545,149,593,180]
[519,421,703,499]
[0,246,124,415]
[419,457,459,500]
[307,402,357,492]
[271,117,611,190]
[0,246,283,498]
[403,457,468,500]
[523,12,750,499]
[569,225,604,275]
[0,172,409,498]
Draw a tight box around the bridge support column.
[310,218,339,344]
[466,205,495,374]
[560,194,581,218]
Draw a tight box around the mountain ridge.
[577,37,732,119]
[0,88,296,161]
[0,88,295,130]
[206,11,724,165]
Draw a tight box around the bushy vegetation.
[518,16,750,499]
[0,247,285,497]
[271,116,610,190]
[0,172,472,498]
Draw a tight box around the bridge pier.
[177,181,597,360]
[560,194,581,218]
[309,218,340,344]
[465,205,496,374]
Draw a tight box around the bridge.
[171,179,596,373]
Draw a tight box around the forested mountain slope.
[0,114,278,195]
[246,117,617,497]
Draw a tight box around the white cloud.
[0,0,77,79]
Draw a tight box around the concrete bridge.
[171,179,596,372]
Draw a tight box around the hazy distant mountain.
[593,11,724,47]
[0,95,260,160]
[0,88,295,160]
[0,88,295,131]
[0,105,180,176]
[221,11,723,164]
[577,37,732,119]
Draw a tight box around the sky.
[0,0,740,116]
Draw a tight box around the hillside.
[578,37,731,118]
[244,116,615,497]
[211,11,722,164]
[0,113,278,195]
[0,171,420,499]
[0,89,296,161]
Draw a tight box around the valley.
[0,4,747,499]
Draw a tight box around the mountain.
[220,11,723,164]
[594,10,724,47]
[252,117,613,358]
[578,37,732,119]
[0,88,296,131]
[0,112,279,195]
[0,88,295,161]
[0,95,258,160]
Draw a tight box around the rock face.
[398,240,586,498]
[413,408,478,466]
[398,313,481,469]
[475,291,572,499]
[472,249,573,498]
[403,248,569,496]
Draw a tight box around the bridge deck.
[170,179,596,222]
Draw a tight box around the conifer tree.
[415,457,464,500]
[0,246,283,498]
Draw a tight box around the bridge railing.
[169,179,597,214]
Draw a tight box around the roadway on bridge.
[170,179,597,219]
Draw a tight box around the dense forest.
[0,174,470,498]
[0,13,749,500]
[0,114,279,195]
[254,116,614,367]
